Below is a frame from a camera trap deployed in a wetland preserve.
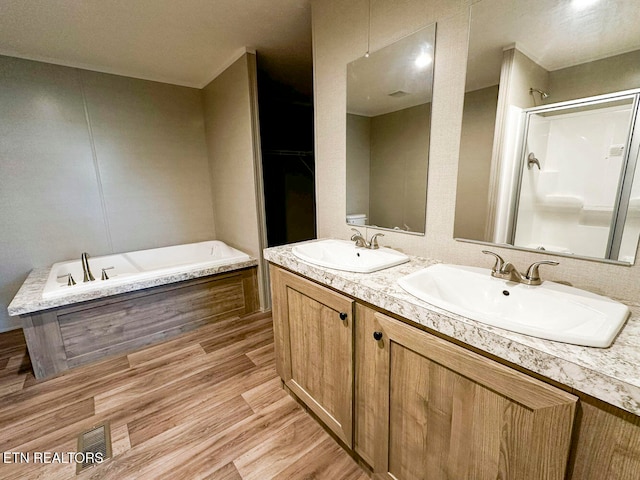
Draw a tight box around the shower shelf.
[536,194,583,211]
[582,205,613,214]
[580,205,614,226]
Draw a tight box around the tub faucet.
[81,252,95,282]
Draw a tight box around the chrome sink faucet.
[482,250,558,286]
[350,229,385,249]
[81,252,95,282]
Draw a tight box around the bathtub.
[10,240,258,378]
[43,240,251,299]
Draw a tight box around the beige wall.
[548,49,640,103]
[370,103,430,231]
[202,53,268,308]
[80,70,215,253]
[0,56,216,332]
[312,0,640,303]
[346,114,371,218]
[507,48,550,108]
[455,85,498,239]
[347,104,430,230]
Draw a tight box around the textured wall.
[346,114,371,218]
[202,53,268,308]
[311,0,640,303]
[80,70,215,253]
[455,84,498,240]
[549,49,640,104]
[370,103,430,232]
[507,49,550,109]
[0,56,215,332]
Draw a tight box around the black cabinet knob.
[339,312,348,320]
[373,331,383,341]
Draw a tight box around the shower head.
[530,87,549,99]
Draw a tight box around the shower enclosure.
[503,90,640,262]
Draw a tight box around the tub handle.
[57,273,76,286]
[101,267,115,281]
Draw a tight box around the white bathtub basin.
[42,241,251,299]
[397,264,629,347]
[292,239,409,273]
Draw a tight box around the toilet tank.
[346,213,367,225]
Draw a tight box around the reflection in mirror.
[346,24,436,234]
[454,0,640,263]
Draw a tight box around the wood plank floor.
[0,313,369,479]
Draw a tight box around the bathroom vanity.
[265,242,640,480]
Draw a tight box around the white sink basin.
[292,239,409,273]
[397,264,629,347]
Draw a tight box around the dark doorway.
[257,69,316,247]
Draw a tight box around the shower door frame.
[509,88,640,261]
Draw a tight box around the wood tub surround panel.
[21,311,68,381]
[59,276,246,363]
[21,267,259,379]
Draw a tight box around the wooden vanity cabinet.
[270,265,354,446]
[356,306,578,480]
[270,266,640,479]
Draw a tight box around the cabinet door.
[569,399,640,480]
[359,308,576,480]
[271,266,354,446]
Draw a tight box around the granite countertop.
[7,258,259,316]
[264,241,640,416]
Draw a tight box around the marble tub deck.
[8,258,259,316]
[264,241,640,416]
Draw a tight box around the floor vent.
[76,422,112,474]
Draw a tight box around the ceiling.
[0,0,313,94]
[347,25,436,117]
[466,0,640,92]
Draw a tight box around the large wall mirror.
[346,24,436,234]
[455,0,640,264]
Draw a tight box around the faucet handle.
[57,273,76,286]
[350,228,363,240]
[369,233,384,249]
[350,228,369,248]
[101,266,115,280]
[525,260,559,284]
[482,250,505,273]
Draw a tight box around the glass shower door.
[512,95,639,260]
